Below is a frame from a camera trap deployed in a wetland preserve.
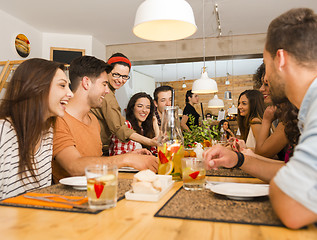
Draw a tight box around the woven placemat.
[155,187,284,227]
[206,167,253,178]
[0,178,132,214]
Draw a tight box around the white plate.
[119,167,139,173]
[125,175,174,202]
[59,176,87,190]
[206,183,269,200]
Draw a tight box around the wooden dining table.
[1,173,316,240]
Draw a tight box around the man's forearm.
[240,154,285,183]
[269,180,317,229]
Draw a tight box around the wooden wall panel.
[158,74,254,116]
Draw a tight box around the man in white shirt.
[203,8,317,229]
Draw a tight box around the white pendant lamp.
[228,104,238,115]
[208,95,224,108]
[192,67,218,93]
[192,0,218,94]
[133,0,197,41]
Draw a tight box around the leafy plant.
[183,115,221,148]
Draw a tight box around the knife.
[23,195,90,209]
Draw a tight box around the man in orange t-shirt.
[52,56,158,182]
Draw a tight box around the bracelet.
[232,151,245,169]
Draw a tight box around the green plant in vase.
[183,115,220,148]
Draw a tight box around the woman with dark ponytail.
[180,90,200,131]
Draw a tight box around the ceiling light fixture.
[228,104,238,115]
[182,77,187,88]
[208,95,224,108]
[192,0,218,94]
[208,55,224,108]
[133,0,197,41]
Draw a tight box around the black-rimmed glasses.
[111,72,130,80]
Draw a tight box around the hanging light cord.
[231,31,234,105]
[203,0,206,71]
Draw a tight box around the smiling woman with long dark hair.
[109,92,159,155]
[0,58,73,199]
[237,89,265,148]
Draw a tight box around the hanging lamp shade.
[178,107,183,116]
[208,95,224,108]
[228,104,238,115]
[192,71,218,94]
[133,0,197,41]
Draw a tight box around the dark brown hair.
[69,55,112,92]
[266,8,317,68]
[0,58,65,181]
[153,85,173,102]
[275,102,300,157]
[253,63,265,89]
[237,90,265,141]
[107,52,131,70]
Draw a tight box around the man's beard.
[270,88,288,105]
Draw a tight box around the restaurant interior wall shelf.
[133,0,197,41]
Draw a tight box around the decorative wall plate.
[15,34,30,58]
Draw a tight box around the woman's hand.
[228,137,246,152]
[263,106,277,123]
[131,148,152,155]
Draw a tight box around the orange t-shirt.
[52,112,103,182]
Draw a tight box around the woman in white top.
[237,90,265,149]
[0,58,73,199]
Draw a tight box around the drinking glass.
[181,157,206,190]
[85,165,118,210]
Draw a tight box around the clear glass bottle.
[219,127,227,146]
[157,106,184,180]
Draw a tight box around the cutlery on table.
[38,194,86,202]
[23,195,89,209]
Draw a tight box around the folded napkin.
[2,192,88,209]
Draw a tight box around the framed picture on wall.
[50,47,85,64]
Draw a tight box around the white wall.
[0,9,42,61]
[0,9,106,62]
[132,70,155,97]
[92,37,106,60]
[41,33,106,61]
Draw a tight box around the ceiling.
[1,0,316,81]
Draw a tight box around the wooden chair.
[0,60,24,95]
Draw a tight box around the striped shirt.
[0,119,53,200]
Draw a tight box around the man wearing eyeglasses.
[91,53,157,156]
